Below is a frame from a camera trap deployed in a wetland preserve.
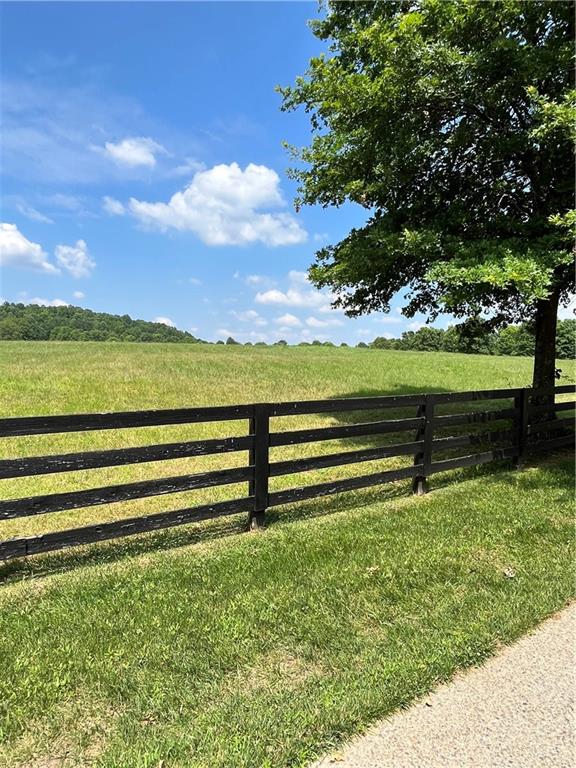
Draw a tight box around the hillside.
[0,303,203,343]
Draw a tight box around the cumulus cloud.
[73,291,85,300]
[256,287,329,310]
[128,162,307,247]
[55,240,95,278]
[254,269,341,315]
[153,316,175,327]
[102,196,126,216]
[306,316,343,328]
[0,223,58,273]
[97,136,167,168]
[230,309,267,326]
[287,270,309,284]
[246,275,270,285]
[275,313,301,327]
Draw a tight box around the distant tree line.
[1,303,573,357]
[363,320,575,359]
[0,303,203,343]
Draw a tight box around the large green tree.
[281,0,574,390]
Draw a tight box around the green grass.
[0,458,573,767]
[0,341,573,543]
[0,342,573,766]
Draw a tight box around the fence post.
[514,388,530,469]
[412,394,435,495]
[248,404,270,530]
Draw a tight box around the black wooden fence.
[0,384,573,561]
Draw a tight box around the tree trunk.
[532,290,559,394]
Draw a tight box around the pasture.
[0,341,574,767]
[0,341,558,545]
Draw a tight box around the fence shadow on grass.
[1,384,571,585]
[2,452,571,587]
[0,479,413,585]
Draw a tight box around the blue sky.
[0,0,433,344]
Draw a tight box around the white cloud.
[154,316,175,327]
[168,158,205,177]
[256,287,329,309]
[377,315,402,324]
[102,196,126,216]
[128,162,307,247]
[0,223,58,273]
[288,270,309,284]
[1,79,164,184]
[254,269,341,319]
[73,291,85,300]
[217,327,270,343]
[188,277,202,286]
[46,194,84,211]
[306,316,343,328]
[98,136,167,168]
[55,239,95,278]
[230,309,267,326]
[15,202,53,224]
[408,321,425,331]
[275,313,301,327]
[245,274,275,287]
[28,297,68,307]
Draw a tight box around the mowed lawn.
[0,342,574,767]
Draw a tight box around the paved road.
[314,603,575,768]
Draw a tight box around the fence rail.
[0,384,573,561]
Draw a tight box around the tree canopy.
[368,318,575,358]
[0,303,203,343]
[281,0,575,388]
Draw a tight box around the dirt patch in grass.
[223,649,326,698]
[7,701,119,768]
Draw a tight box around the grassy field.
[1,341,573,544]
[0,342,574,767]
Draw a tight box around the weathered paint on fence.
[0,385,573,560]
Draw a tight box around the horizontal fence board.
[0,465,253,520]
[0,385,571,561]
[0,497,254,561]
[528,417,575,436]
[433,388,521,404]
[530,400,575,417]
[432,407,517,428]
[0,435,253,480]
[429,447,517,474]
[270,440,424,477]
[270,394,425,416]
[432,429,515,452]
[268,465,420,507]
[270,417,424,447]
[530,434,575,452]
[530,384,576,397]
[0,404,255,437]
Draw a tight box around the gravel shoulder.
[314,602,575,768]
